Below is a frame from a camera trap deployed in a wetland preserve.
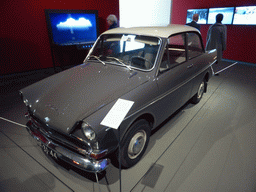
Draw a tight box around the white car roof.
[102,24,199,38]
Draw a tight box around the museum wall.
[171,0,256,64]
[1,0,255,75]
[0,0,119,75]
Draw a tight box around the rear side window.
[187,32,204,59]
[160,33,186,72]
[168,34,186,64]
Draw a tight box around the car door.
[155,33,195,122]
[185,32,208,96]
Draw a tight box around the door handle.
[187,64,194,69]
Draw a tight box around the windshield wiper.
[87,55,106,65]
[107,57,132,71]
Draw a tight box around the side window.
[187,32,204,59]
[160,33,186,73]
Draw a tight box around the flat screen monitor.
[45,9,99,46]
[186,9,208,24]
[233,6,256,25]
[207,7,235,24]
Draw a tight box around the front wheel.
[117,119,151,168]
[191,80,206,104]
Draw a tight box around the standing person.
[205,13,227,65]
[106,14,118,30]
[186,14,201,31]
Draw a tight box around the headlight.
[81,122,96,141]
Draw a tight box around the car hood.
[20,62,149,133]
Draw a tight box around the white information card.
[100,98,134,129]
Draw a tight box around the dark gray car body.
[20,25,217,172]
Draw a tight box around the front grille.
[28,113,91,156]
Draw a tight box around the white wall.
[119,0,172,27]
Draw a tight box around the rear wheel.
[117,119,151,168]
[191,79,206,104]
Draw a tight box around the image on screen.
[233,6,256,25]
[186,9,208,24]
[45,10,98,45]
[207,7,235,24]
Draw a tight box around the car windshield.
[86,34,161,70]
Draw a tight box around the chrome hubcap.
[128,130,147,159]
[197,81,205,99]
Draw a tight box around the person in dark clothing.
[186,14,201,31]
[205,13,227,65]
[107,14,118,30]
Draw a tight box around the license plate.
[41,144,58,160]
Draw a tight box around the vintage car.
[20,25,217,173]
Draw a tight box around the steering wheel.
[131,56,152,69]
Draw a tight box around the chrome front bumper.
[26,122,110,173]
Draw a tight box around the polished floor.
[0,60,256,192]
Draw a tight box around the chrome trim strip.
[26,123,110,173]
